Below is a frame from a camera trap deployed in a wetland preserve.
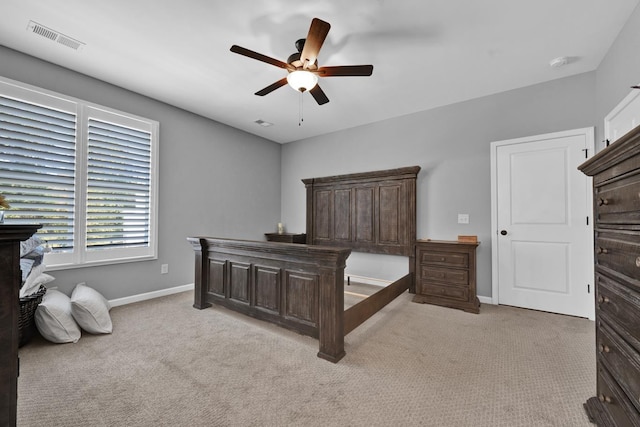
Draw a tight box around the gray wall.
[3,2,638,302]
[279,2,640,300]
[281,72,596,298]
[0,46,282,300]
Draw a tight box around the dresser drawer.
[596,174,640,225]
[598,321,640,413]
[597,366,640,427]
[597,273,640,351]
[420,265,468,285]
[596,231,640,280]
[418,250,468,268]
[419,282,469,302]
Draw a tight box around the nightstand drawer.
[419,282,469,302]
[419,250,468,267]
[420,265,468,285]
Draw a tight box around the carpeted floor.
[17,287,595,426]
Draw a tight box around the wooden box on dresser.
[413,240,480,314]
[0,225,40,427]
[579,124,640,426]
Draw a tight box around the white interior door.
[491,128,594,319]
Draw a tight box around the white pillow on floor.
[35,289,81,344]
[70,283,112,334]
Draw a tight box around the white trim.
[490,127,595,313]
[345,274,390,287]
[108,283,194,307]
[478,295,494,305]
[604,86,640,144]
[0,75,159,269]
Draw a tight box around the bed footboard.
[188,237,351,363]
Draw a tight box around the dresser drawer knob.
[597,296,610,304]
[598,198,609,206]
[597,247,608,254]
[598,394,612,404]
[598,344,610,353]
[636,257,640,267]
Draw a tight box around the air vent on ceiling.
[27,21,85,51]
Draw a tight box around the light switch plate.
[458,214,469,224]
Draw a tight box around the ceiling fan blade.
[300,18,331,69]
[230,45,291,70]
[632,85,640,89]
[317,65,374,77]
[255,78,288,96]
[309,84,329,105]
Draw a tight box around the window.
[0,77,158,269]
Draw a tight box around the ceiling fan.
[230,18,373,105]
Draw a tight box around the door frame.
[490,127,595,318]
[604,86,640,144]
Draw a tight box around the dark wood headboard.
[302,166,420,257]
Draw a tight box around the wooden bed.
[188,166,420,362]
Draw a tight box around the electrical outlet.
[161,264,169,274]
[458,214,470,224]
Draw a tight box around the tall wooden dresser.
[579,124,640,426]
[1,225,40,426]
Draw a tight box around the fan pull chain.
[298,91,304,126]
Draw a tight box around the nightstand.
[264,233,307,244]
[413,240,480,313]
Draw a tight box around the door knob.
[500,230,507,236]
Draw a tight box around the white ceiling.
[1,0,638,144]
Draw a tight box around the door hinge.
[586,216,589,226]
[582,148,589,158]
[588,284,591,294]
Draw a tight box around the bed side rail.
[343,273,411,335]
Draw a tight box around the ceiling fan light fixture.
[287,70,318,92]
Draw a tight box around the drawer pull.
[598,198,609,206]
[597,247,608,254]
[597,296,610,304]
[598,394,612,404]
[636,257,640,268]
[598,344,610,353]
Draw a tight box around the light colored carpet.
[17,288,595,426]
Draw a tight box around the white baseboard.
[109,283,194,307]
[478,295,494,305]
[345,274,391,287]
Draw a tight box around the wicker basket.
[18,285,46,347]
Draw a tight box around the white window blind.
[0,94,77,251]
[86,116,151,250]
[0,77,158,268]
